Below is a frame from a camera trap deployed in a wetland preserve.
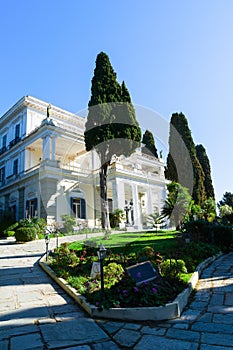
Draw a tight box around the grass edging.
[39,252,222,322]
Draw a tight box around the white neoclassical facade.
[0,96,166,229]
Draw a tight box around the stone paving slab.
[1,237,233,349]
[134,335,199,350]
[191,321,233,334]
[10,332,44,350]
[201,332,233,347]
[166,328,201,342]
[213,313,233,324]
[39,318,109,349]
[113,328,141,347]
[92,341,121,349]
[200,345,233,350]
[0,324,39,341]
[0,340,9,350]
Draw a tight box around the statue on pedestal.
[47,104,51,119]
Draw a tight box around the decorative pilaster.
[51,136,56,161]
[18,187,25,220]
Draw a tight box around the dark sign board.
[126,261,159,286]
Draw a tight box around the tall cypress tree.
[196,144,215,200]
[166,112,206,206]
[142,130,158,158]
[85,52,141,229]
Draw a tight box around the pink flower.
[133,287,139,292]
[152,287,157,294]
[123,289,128,296]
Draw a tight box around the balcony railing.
[0,146,7,155]
[9,137,21,149]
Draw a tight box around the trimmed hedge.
[15,227,37,242]
[183,219,233,249]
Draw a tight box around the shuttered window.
[71,198,86,219]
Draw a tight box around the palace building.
[0,96,166,229]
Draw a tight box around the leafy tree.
[218,192,233,209]
[196,144,215,200]
[165,113,206,206]
[188,200,203,221]
[142,130,158,158]
[85,52,141,229]
[220,204,233,217]
[218,193,233,224]
[161,182,192,230]
[201,197,216,222]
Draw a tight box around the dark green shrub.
[18,218,35,227]
[30,217,46,235]
[15,227,37,242]
[137,246,155,261]
[183,219,214,243]
[0,211,15,237]
[213,225,233,248]
[180,241,220,269]
[184,219,233,249]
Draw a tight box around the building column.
[42,135,51,160]
[131,184,142,230]
[112,179,125,211]
[147,186,154,214]
[40,178,58,223]
[4,194,9,212]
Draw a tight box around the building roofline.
[0,95,86,128]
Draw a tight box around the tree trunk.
[99,163,110,230]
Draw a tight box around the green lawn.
[69,230,179,256]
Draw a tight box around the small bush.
[15,227,37,242]
[6,231,15,237]
[103,263,124,286]
[54,242,79,266]
[61,214,76,233]
[3,222,19,237]
[161,259,187,278]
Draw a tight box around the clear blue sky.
[1,0,232,203]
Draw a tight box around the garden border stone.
[39,253,221,321]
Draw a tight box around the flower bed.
[39,252,221,321]
[44,239,220,312]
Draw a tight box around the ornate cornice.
[24,96,85,129]
[0,95,86,129]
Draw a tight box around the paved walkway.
[0,235,233,349]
